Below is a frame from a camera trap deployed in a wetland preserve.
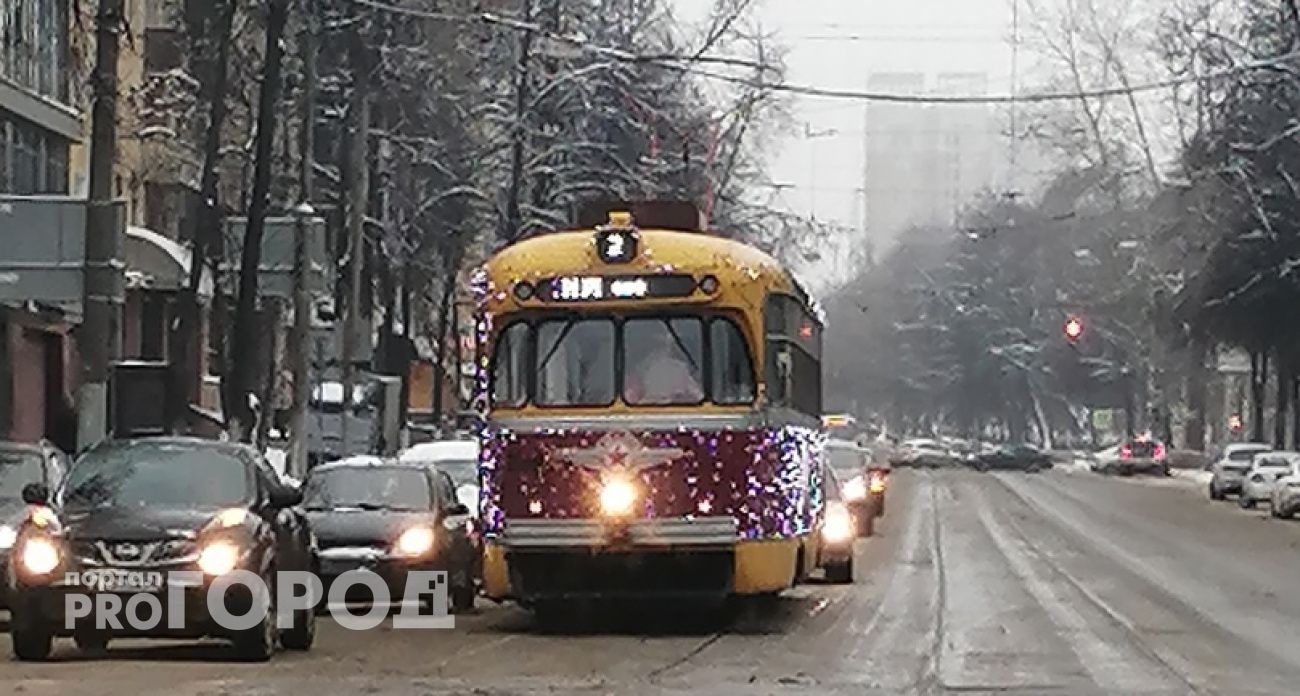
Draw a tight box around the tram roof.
[483,227,797,294]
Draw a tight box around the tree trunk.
[1185,338,1208,451]
[1292,377,1300,451]
[431,275,455,425]
[226,0,292,442]
[1276,357,1291,450]
[170,0,237,433]
[1251,351,1269,444]
[501,0,537,242]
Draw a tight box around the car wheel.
[233,573,278,662]
[857,513,875,538]
[280,590,316,651]
[1239,494,1255,510]
[10,600,53,661]
[824,559,853,584]
[450,568,476,614]
[73,629,110,656]
[1210,484,1224,501]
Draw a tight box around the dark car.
[303,458,480,613]
[6,437,315,662]
[1094,438,1170,476]
[970,443,1052,472]
[815,467,857,584]
[0,441,70,609]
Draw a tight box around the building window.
[0,0,70,104]
[0,112,70,194]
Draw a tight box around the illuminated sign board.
[538,274,698,302]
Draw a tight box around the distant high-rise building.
[863,71,997,249]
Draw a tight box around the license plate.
[67,569,165,593]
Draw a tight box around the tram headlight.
[822,503,854,544]
[599,477,638,518]
[843,476,868,502]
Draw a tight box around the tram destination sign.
[537,274,698,302]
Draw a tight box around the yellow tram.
[473,206,827,605]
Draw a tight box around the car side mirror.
[269,484,303,509]
[22,482,50,505]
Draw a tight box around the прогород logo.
[61,570,455,631]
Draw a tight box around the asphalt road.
[5,468,1300,695]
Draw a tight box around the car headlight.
[869,473,887,494]
[822,503,854,544]
[197,541,241,576]
[843,476,868,501]
[21,536,61,575]
[599,477,638,517]
[393,526,436,558]
[0,524,16,550]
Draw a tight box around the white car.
[1238,452,1300,509]
[399,440,479,514]
[1209,442,1273,499]
[1269,457,1300,518]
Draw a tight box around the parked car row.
[1207,443,1300,518]
[887,438,1053,473]
[2,435,483,662]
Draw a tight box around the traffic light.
[1064,316,1084,342]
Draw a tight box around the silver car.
[1269,458,1300,518]
[1238,452,1300,509]
[1209,443,1273,500]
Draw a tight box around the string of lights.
[345,0,1300,105]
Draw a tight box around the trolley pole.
[79,0,126,449]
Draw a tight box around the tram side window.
[764,294,822,416]
[710,318,755,404]
[491,322,530,407]
[535,319,616,406]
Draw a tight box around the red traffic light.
[1064,317,1084,341]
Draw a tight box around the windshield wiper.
[536,317,579,375]
[662,319,701,373]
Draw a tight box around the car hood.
[59,506,222,541]
[0,497,26,526]
[306,509,435,547]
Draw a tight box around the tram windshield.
[492,315,755,408]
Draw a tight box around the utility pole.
[289,0,319,477]
[79,0,125,449]
[340,19,373,454]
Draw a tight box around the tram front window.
[535,319,616,406]
[624,318,704,405]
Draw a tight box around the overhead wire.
[345,0,1300,106]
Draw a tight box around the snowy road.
[5,468,1300,695]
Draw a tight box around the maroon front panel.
[480,428,784,537]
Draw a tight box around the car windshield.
[0,449,44,500]
[63,443,250,510]
[1230,448,1270,461]
[827,447,864,476]
[303,467,432,511]
[435,459,478,488]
